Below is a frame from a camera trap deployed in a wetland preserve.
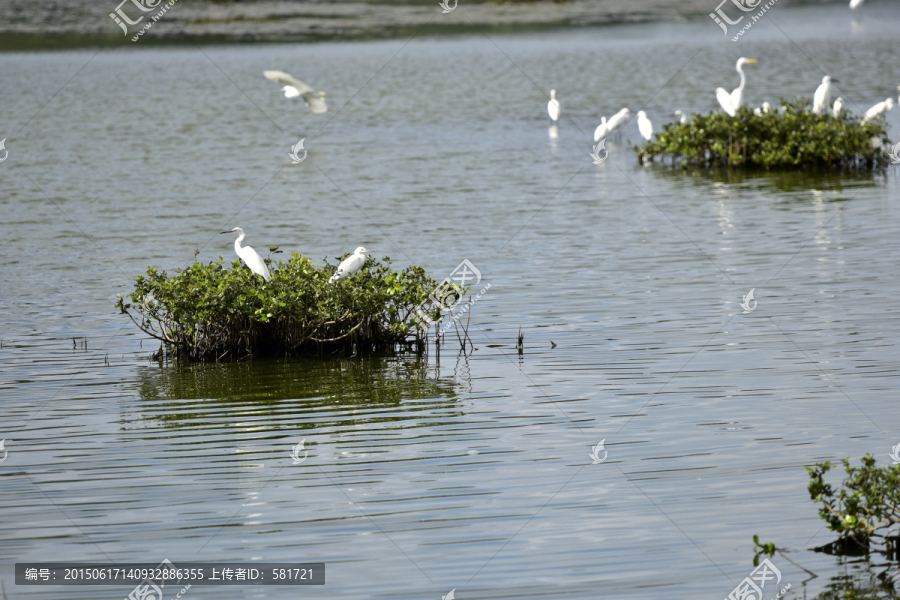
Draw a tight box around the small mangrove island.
[636,98,891,169]
[117,253,448,360]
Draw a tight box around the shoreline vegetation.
[635,98,891,169]
[117,253,449,360]
[0,0,720,50]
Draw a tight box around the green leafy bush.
[637,98,890,169]
[117,253,442,360]
[808,454,900,558]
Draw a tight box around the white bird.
[849,0,864,9]
[221,227,271,281]
[833,97,845,119]
[637,111,653,141]
[593,116,609,142]
[263,70,327,114]
[862,98,895,122]
[674,110,687,124]
[716,57,758,116]
[328,247,370,283]
[813,76,839,115]
[606,108,631,138]
[762,101,771,113]
[547,90,560,124]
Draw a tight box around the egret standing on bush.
[833,97,845,119]
[862,98,894,122]
[547,90,561,125]
[674,110,687,124]
[813,76,839,115]
[716,57,757,117]
[329,247,370,283]
[637,111,653,141]
[222,227,271,281]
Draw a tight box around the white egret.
[606,108,631,138]
[754,107,763,116]
[862,98,894,122]
[812,76,839,115]
[849,0,864,9]
[833,97,845,119]
[637,111,653,141]
[221,227,271,281]
[547,90,560,124]
[264,70,327,114]
[593,116,608,142]
[716,57,758,116]
[674,110,687,124]
[762,101,771,113]
[328,247,370,283]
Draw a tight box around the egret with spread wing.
[221,227,271,281]
[716,57,757,116]
[264,70,327,114]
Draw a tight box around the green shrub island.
[636,98,891,169]
[117,251,448,360]
[808,454,900,559]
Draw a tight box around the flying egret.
[637,111,653,141]
[674,110,687,124]
[833,97,845,119]
[221,227,271,281]
[862,98,894,122]
[849,0,864,8]
[547,90,561,124]
[328,247,370,283]
[716,57,757,116]
[812,76,840,115]
[263,70,327,114]
[593,116,609,142]
[606,108,631,138]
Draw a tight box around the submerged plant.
[117,253,444,360]
[637,98,890,169]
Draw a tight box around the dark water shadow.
[649,164,885,194]
[135,354,460,430]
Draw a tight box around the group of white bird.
[547,57,899,146]
[214,71,372,284]
[221,227,369,284]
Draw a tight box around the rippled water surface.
[3,3,900,598]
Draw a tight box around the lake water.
[3,2,900,598]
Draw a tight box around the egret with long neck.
[716,57,757,116]
[221,227,271,281]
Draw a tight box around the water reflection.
[651,165,881,193]
[136,354,461,430]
